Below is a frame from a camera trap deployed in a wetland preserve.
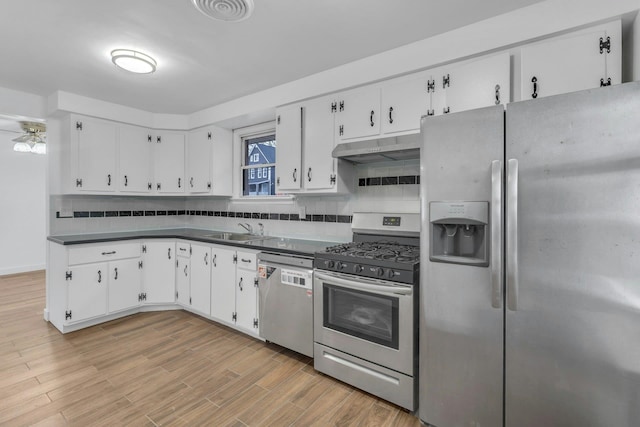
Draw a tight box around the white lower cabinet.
[210,246,259,336]
[108,258,142,313]
[175,242,212,317]
[48,239,259,337]
[48,241,142,332]
[141,241,176,304]
[190,244,212,316]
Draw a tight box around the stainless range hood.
[331,133,421,164]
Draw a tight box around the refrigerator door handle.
[506,158,519,311]
[490,160,503,309]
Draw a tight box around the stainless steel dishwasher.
[258,252,314,357]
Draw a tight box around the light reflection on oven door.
[324,284,399,349]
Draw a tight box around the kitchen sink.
[204,232,271,242]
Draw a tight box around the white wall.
[0,132,47,275]
[0,87,47,275]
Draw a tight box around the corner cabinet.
[275,96,353,195]
[520,21,621,100]
[153,132,185,194]
[141,240,176,304]
[210,246,260,336]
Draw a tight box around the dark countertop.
[47,228,340,257]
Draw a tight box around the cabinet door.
[381,73,430,135]
[154,132,185,193]
[275,104,303,191]
[304,96,337,191]
[108,258,142,313]
[142,241,176,304]
[338,86,380,140]
[443,53,510,114]
[187,129,212,194]
[235,268,258,333]
[119,125,152,193]
[190,244,211,316]
[520,27,611,100]
[176,256,190,306]
[210,127,233,196]
[67,263,108,322]
[210,246,237,323]
[73,116,117,192]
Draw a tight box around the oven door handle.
[314,271,412,296]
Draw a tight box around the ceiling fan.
[12,121,46,154]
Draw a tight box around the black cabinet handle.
[531,76,538,99]
[168,248,171,259]
[204,253,208,265]
[239,277,243,291]
[184,265,188,277]
[101,251,116,255]
[124,175,128,187]
[370,110,375,127]
[190,177,194,188]
[307,168,312,182]
[213,254,217,267]
[114,268,118,280]
[388,107,393,124]
[98,270,102,283]
[241,258,251,263]
[495,85,501,105]
[178,178,181,188]
[293,168,297,182]
[107,174,111,186]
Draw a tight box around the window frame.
[239,127,278,198]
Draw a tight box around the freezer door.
[419,105,505,427]
[505,82,640,427]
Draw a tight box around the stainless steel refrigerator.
[419,81,640,427]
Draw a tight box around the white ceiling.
[0,0,544,115]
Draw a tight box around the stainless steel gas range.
[313,212,419,411]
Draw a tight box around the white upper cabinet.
[304,96,340,191]
[119,125,152,193]
[276,96,353,195]
[520,21,620,100]
[380,72,430,135]
[275,103,303,192]
[153,131,185,194]
[71,115,117,192]
[440,53,511,114]
[338,86,381,141]
[187,128,212,193]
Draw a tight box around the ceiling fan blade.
[11,134,31,142]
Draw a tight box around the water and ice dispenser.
[429,201,489,266]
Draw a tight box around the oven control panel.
[382,216,401,226]
[314,258,417,284]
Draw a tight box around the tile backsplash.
[50,159,420,241]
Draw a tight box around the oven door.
[313,270,414,375]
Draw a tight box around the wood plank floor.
[0,271,420,426]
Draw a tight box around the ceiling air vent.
[191,0,254,22]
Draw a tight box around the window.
[242,133,277,196]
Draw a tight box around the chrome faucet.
[238,222,253,234]
[257,223,264,236]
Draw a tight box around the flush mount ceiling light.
[110,49,157,74]
[12,121,46,154]
[191,0,254,22]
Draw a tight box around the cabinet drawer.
[236,251,257,270]
[68,242,141,265]
[176,242,191,258]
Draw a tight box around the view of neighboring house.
[244,136,276,196]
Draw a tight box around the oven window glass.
[323,284,399,349]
